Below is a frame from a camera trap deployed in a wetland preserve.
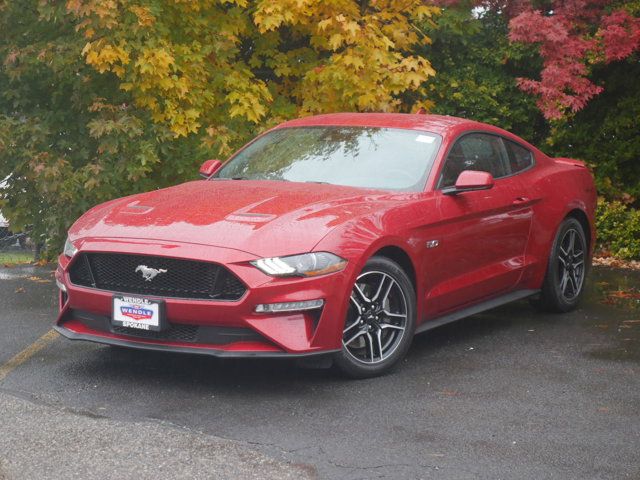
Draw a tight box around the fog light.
[255,299,324,313]
[56,278,67,292]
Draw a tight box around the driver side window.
[439,133,509,188]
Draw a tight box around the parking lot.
[0,264,638,479]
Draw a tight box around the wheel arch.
[371,245,417,292]
[566,208,592,256]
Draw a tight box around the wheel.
[532,217,588,313]
[333,256,416,378]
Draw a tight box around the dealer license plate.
[112,295,165,332]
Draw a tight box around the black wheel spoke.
[567,230,576,254]
[365,332,375,362]
[567,272,577,294]
[375,329,384,361]
[353,283,370,304]
[560,271,569,295]
[370,273,388,302]
[344,330,365,347]
[571,271,582,293]
[349,294,363,314]
[380,323,405,331]
[343,316,361,334]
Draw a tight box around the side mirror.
[443,170,494,195]
[199,159,222,178]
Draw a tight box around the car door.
[426,132,533,316]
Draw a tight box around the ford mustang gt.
[55,113,596,377]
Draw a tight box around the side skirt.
[416,289,539,335]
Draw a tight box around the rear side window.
[439,133,509,188]
[503,139,533,173]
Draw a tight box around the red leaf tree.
[435,1,640,120]
[508,1,640,120]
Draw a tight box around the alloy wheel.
[556,228,585,301]
[342,271,408,364]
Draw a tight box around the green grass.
[0,251,33,265]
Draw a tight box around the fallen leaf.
[27,276,52,283]
[608,290,640,300]
[15,287,25,293]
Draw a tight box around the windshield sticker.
[415,135,435,144]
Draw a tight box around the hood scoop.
[225,197,278,224]
[120,201,155,215]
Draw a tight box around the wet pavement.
[0,264,638,479]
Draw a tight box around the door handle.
[512,196,530,205]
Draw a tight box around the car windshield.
[215,126,441,191]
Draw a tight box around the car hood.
[70,180,404,257]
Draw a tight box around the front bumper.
[55,238,352,357]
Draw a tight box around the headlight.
[251,252,347,277]
[63,237,78,258]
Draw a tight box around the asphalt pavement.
[0,264,638,479]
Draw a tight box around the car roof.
[276,112,489,136]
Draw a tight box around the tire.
[531,217,588,313]
[333,256,416,378]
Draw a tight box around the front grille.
[69,253,246,300]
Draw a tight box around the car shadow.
[63,300,543,394]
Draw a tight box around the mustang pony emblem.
[135,265,167,282]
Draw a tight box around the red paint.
[199,159,222,178]
[453,170,494,191]
[55,113,597,357]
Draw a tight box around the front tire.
[333,256,416,378]
[532,217,588,313]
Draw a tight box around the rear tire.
[333,256,416,378]
[531,217,587,313]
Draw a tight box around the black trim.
[83,254,97,288]
[68,252,248,302]
[68,308,265,345]
[416,289,539,334]
[66,282,247,303]
[435,130,537,190]
[53,325,340,359]
[441,184,493,196]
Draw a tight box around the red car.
[55,113,596,377]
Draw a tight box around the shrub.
[596,200,640,260]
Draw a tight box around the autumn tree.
[508,0,640,120]
[427,0,640,202]
[0,0,439,255]
[420,3,547,143]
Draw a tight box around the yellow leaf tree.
[72,0,439,150]
[0,0,438,256]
